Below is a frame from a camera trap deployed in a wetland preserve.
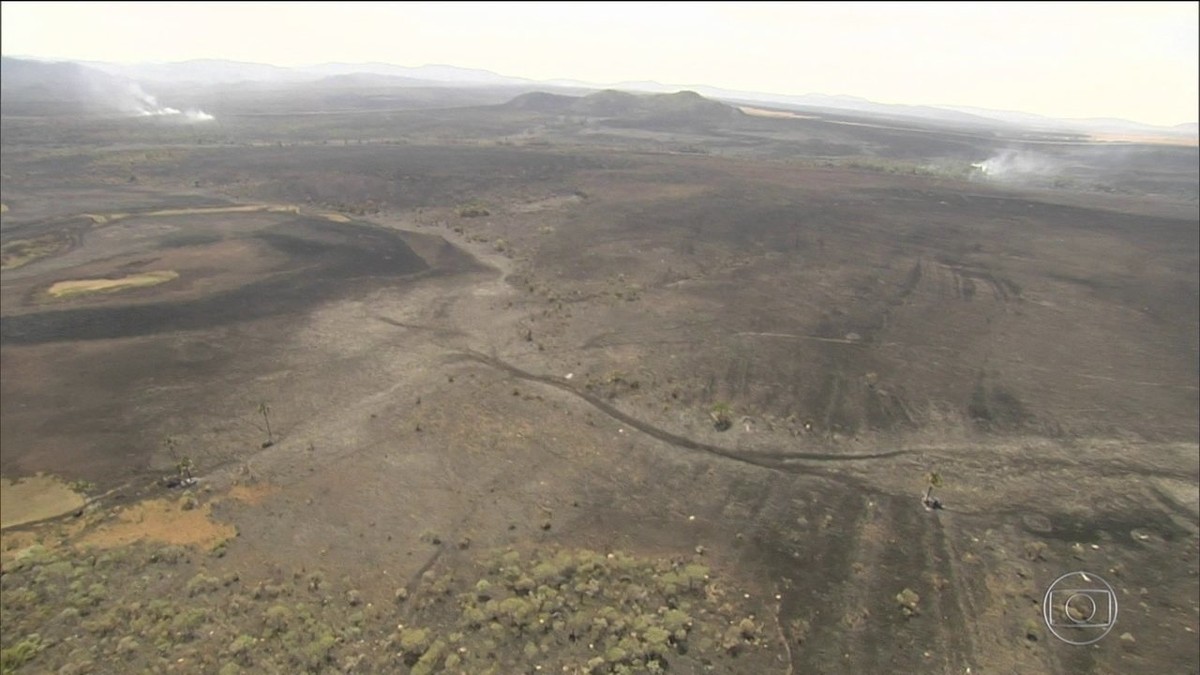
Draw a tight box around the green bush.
[1,635,44,673]
[263,605,292,636]
[171,608,208,641]
[710,403,733,431]
[895,588,920,617]
[186,573,221,596]
[457,203,490,218]
[398,626,431,655]
[227,634,256,660]
[300,632,336,669]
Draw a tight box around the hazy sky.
[2,1,1197,126]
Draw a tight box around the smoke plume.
[971,150,1061,180]
[128,83,215,122]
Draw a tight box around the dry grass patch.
[1088,132,1198,146]
[227,482,279,505]
[0,474,86,529]
[0,530,40,566]
[78,204,300,224]
[143,204,299,217]
[738,106,818,120]
[81,212,127,225]
[77,497,235,550]
[46,270,179,298]
[0,234,69,270]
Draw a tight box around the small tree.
[163,435,193,484]
[258,401,274,448]
[178,456,194,482]
[923,471,943,507]
[710,402,733,432]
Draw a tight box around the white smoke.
[137,105,179,116]
[971,150,1061,180]
[129,83,214,122]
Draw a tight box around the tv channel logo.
[1042,571,1119,645]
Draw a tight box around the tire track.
[925,513,977,673]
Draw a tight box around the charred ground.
[1,85,1197,674]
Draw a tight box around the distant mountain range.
[3,55,1195,138]
[0,57,155,115]
[504,89,741,124]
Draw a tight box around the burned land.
[1,82,1197,674]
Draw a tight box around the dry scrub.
[46,271,179,298]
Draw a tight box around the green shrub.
[186,573,221,596]
[896,588,920,617]
[115,636,140,655]
[709,403,733,431]
[457,204,490,218]
[411,639,447,675]
[149,545,189,565]
[301,632,336,669]
[81,612,119,636]
[398,627,431,655]
[228,634,256,661]
[263,605,292,636]
[0,634,44,672]
[171,608,208,641]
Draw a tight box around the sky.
[2,1,1197,126]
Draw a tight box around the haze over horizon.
[2,1,1197,128]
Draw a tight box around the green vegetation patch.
[457,201,491,218]
[0,541,774,674]
[394,547,774,674]
[0,634,45,673]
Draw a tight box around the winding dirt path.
[450,349,911,473]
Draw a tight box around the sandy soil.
[1087,131,1198,146]
[47,270,179,298]
[0,475,85,528]
[739,106,818,120]
[75,496,235,550]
